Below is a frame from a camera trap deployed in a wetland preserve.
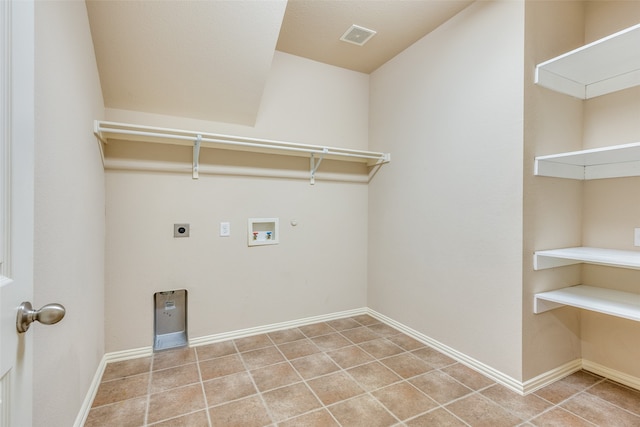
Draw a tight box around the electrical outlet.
[220,222,230,237]
[634,228,640,247]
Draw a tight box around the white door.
[0,1,35,425]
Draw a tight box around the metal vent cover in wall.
[340,24,376,46]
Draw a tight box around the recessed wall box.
[248,218,279,246]
[174,223,190,237]
[153,289,188,352]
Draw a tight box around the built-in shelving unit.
[535,141,640,180]
[533,23,640,322]
[94,121,390,183]
[534,22,640,181]
[535,23,640,99]
[534,247,640,270]
[534,285,640,322]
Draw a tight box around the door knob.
[16,301,66,333]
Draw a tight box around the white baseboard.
[521,359,583,394]
[104,346,153,363]
[365,308,528,395]
[72,355,108,427]
[582,359,640,391]
[73,308,368,426]
[73,346,157,427]
[74,307,640,425]
[189,307,368,348]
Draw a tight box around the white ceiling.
[86,0,473,126]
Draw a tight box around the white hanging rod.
[94,120,390,182]
[94,121,390,164]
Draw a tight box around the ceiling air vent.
[340,24,376,46]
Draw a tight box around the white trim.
[95,120,390,166]
[75,308,640,424]
[103,347,153,364]
[0,0,11,277]
[521,359,583,394]
[72,356,108,427]
[189,308,368,347]
[91,308,370,365]
[365,308,527,395]
[73,346,158,427]
[73,308,368,425]
[95,120,390,183]
[0,370,10,427]
[103,158,373,184]
[582,359,640,391]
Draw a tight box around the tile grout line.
[143,354,155,426]
[256,317,394,425]
[563,388,640,424]
[519,374,607,425]
[236,335,280,426]
[147,408,212,427]
[393,356,476,426]
[403,404,472,426]
[255,324,515,426]
[390,360,510,426]
[86,316,640,427]
[338,328,443,425]
[428,360,583,426]
[333,343,412,426]
[329,319,459,426]
[581,377,640,419]
[272,322,345,426]
[328,318,408,425]
[192,346,214,427]
[523,401,598,427]
[145,349,213,426]
[463,370,628,426]
[307,319,405,425]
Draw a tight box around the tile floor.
[85,315,640,426]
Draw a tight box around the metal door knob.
[16,301,66,333]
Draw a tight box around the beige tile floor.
[85,315,640,426]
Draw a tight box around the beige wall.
[105,51,370,151]
[104,53,370,352]
[522,0,585,381]
[37,5,638,423]
[34,1,105,426]
[368,1,525,381]
[523,0,640,381]
[580,1,640,379]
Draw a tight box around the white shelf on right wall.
[534,247,640,270]
[534,22,640,180]
[535,22,640,99]
[533,22,640,321]
[533,247,640,322]
[535,141,640,180]
[534,285,640,322]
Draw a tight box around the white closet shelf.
[535,23,640,99]
[534,285,640,322]
[534,141,640,180]
[534,247,640,271]
[94,120,390,183]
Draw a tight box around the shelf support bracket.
[310,148,328,185]
[193,134,202,179]
[534,296,566,314]
[93,120,107,167]
[534,253,583,270]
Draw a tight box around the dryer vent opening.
[153,289,188,352]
